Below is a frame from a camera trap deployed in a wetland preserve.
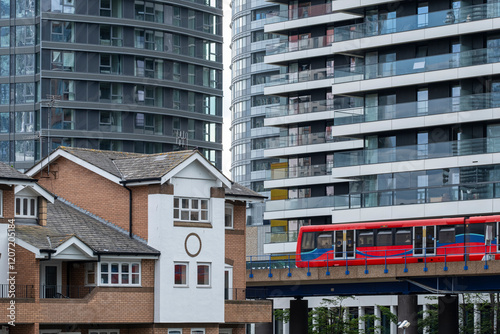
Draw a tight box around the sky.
[221,0,233,177]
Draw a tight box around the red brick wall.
[225,201,247,300]
[14,246,39,300]
[34,157,149,240]
[1,186,15,221]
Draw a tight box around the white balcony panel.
[251,149,265,159]
[265,12,361,34]
[332,0,400,12]
[264,207,333,220]
[264,139,363,157]
[251,84,265,94]
[331,18,500,55]
[264,46,332,65]
[332,199,500,224]
[265,176,355,189]
[332,65,496,95]
[265,109,336,127]
[328,152,500,180]
[251,19,266,30]
[265,77,333,95]
[251,127,280,138]
[263,242,297,255]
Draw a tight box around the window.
[100,83,122,103]
[15,83,35,104]
[188,92,195,113]
[16,0,35,18]
[16,25,35,46]
[50,108,74,130]
[51,21,73,43]
[203,95,216,115]
[188,119,195,139]
[174,198,209,222]
[135,57,163,79]
[51,79,74,100]
[0,27,9,47]
[204,122,216,142]
[15,196,37,217]
[168,330,182,334]
[100,25,123,46]
[135,29,163,51]
[49,0,75,13]
[225,205,233,228]
[100,54,122,74]
[85,263,96,285]
[16,54,35,75]
[100,111,122,132]
[100,0,122,17]
[135,0,163,22]
[203,41,217,61]
[0,190,3,217]
[203,68,218,88]
[15,112,35,133]
[197,263,210,286]
[174,263,187,286]
[1,0,9,18]
[100,262,140,285]
[135,85,162,107]
[192,329,205,334]
[134,113,162,134]
[89,330,119,334]
[188,64,195,85]
[51,51,74,71]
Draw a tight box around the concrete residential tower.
[258,0,500,332]
[0,0,223,170]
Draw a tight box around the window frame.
[85,262,96,286]
[174,262,188,287]
[15,196,37,218]
[173,197,209,223]
[224,204,233,229]
[191,329,205,334]
[99,261,141,286]
[0,190,3,217]
[89,330,120,334]
[197,263,211,287]
[168,330,182,334]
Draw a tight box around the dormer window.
[15,196,37,218]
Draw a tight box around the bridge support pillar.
[438,294,458,334]
[398,295,418,334]
[290,298,308,334]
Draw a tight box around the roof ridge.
[56,197,148,245]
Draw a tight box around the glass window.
[51,79,74,101]
[100,111,122,132]
[376,230,392,246]
[15,140,34,162]
[174,263,187,285]
[16,54,35,75]
[100,0,122,17]
[203,122,216,142]
[0,84,9,105]
[203,95,217,115]
[16,25,35,46]
[1,0,10,18]
[173,197,209,222]
[51,22,74,43]
[0,27,9,47]
[225,205,233,228]
[100,262,140,285]
[203,41,217,61]
[100,54,122,74]
[0,55,9,76]
[172,90,180,110]
[49,0,75,13]
[50,108,74,130]
[51,51,74,71]
[85,263,96,285]
[100,25,123,46]
[168,330,182,334]
[197,263,210,286]
[16,0,35,17]
[15,83,35,104]
[99,83,122,103]
[15,196,37,217]
[188,64,195,85]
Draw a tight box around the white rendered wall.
[0,223,8,284]
[149,161,225,323]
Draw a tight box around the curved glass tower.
[0,0,223,170]
[229,0,283,225]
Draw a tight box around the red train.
[296,215,500,267]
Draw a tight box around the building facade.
[0,0,223,170]
[0,148,271,333]
[229,0,286,227]
[257,0,500,332]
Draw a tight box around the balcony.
[265,182,500,213]
[266,2,499,56]
[265,231,298,243]
[40,285,94,299]
[266,93,500,129]
[334,47,497,85]
[267,67,333,87]
[266,132,356,149]
[334,137,500,168]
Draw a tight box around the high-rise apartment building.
[0,0,223,170]
[258,0,500,331]
[229,0,285,227]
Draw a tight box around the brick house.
[0,147,271,334]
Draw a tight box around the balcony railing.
[40,285,95,299]
[265,182,500,212]
[266,93,500,127]
[267,2,499,56]
[266,3,334,24]
[267,67,333,87]
[265,231,298,244]
[0,284,35,299]
[335,137,500,168]
[266,132,356,149]
[334,47,494,84]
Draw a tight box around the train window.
[358,230,374,247]
[317,232,333,249]
[467,223,485,243]
[395,229,412,245]
[438,227,455,244]
[377,230,392,246]
[485,223,496,243]
[301,232,316,252]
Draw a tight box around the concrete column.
[255,322,273,334]
[474,303,481,334]
[438,295,459,334]
[359,306,365,332]
[283,315,290,334]
[391,305,398,334]
[398,295,418,334]
[290,298,308,334]
[374,305,382,333]
[422,304,429,334]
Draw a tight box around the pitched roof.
[225,182,266,200]
[0,161,34,181]
[16,199,160,255]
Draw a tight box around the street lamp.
[398,320,410,334]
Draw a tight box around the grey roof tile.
[0,161,33,180]
[225,182,266,199]
[16,199,160,255]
